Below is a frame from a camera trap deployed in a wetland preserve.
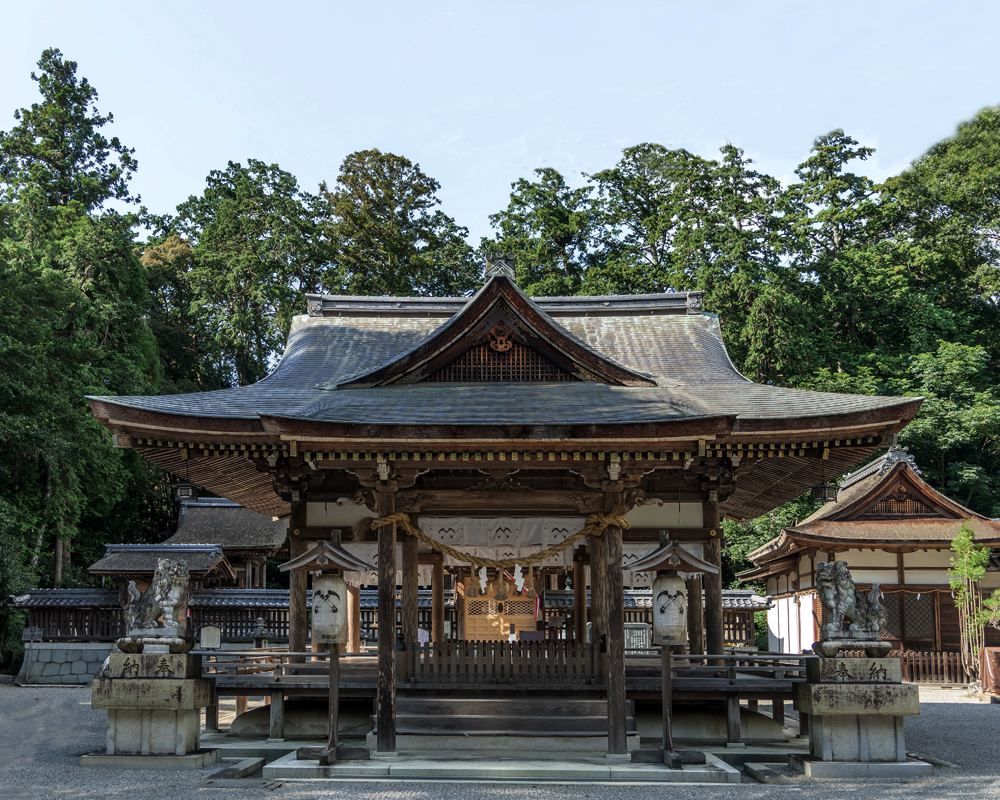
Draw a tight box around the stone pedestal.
[85,653,216,767]
[791,657,931,778]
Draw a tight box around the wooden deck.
[200,647,808,743]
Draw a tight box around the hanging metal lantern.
[810,481,839,504]
[312,574,347,644]
[172,482,198,502]
[652,573,687,646]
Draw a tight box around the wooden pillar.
[432,558,445,642]
[205,702,219,733]
[703,499,725,663]
[348,583,361,653]
[401,533,419,649]
[573,556,586,642]
[604,488,627,755]
[376,489,397,753]
[327,643,340,749]
[590,534,607,646]
[235,695,247,717]
[288,509,308,664]
[686,575,704,655]
[726,694,742,745]
[269,690,285,740]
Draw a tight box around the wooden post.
[661,644,673,753]
[686,575,704,656]
[401,533,419,651]
[348,583,361,653]
[376,489,397,754]
[327,643,340,750]
[288,505,308,664]
[573,556,587,642]
[604,488,627,756]
[205,702,219,733]
[590,534,607,647]
[726,694,742,745]
[269,690,284,740]
[432,558,445,642]
[235,695,247,717]
[703,499,725,664]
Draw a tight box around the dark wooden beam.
[604,485,627,755]
[573,554,587,643]
[376,487,397,754]
[703,500,725,665]
[432,560,445,643]
[287,504,308,664]
[401,534,419,650]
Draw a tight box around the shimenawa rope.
[353,507,630,569]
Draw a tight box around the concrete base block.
[260,749,741,782]
[80,749,219,770]
[789,754,934,778]
[809,714,906,762]
[107,708,201,756]
[793,682,919,717]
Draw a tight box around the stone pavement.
[1,683,999,799]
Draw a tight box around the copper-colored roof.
[746,459,1000,567]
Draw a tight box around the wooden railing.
[406,639,600,686]
[26,608,124,641]
[190,607,290,641]
[843,649,966,684]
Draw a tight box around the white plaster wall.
[767,602,783,653]
[799,555,814,589]
[903,550,949,568]
[625,502,703,528]
[839,550,897,568]
[800,592,817,652]
[902,570,951,585]
[307,499,375,528]
[845,569,898,585]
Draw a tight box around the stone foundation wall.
[15,642,114,685]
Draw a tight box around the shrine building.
[87,266,922,754]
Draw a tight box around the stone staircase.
[368,695,639,752]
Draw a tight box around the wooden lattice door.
[463,597,537,641]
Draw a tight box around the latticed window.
[879,592,935,645]
[860,486,934,517]
[422,341,578,383]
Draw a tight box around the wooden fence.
[406,639,600,686]
[25,607,124,641]
[189,607,290,641]
[844,649,966,684]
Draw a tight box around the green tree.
[170,160,323,386]
[322,149,478,297]
[948,524,993,681]
[485,168,597,295]
[0,48,137,214]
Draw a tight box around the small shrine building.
[87,268,921,753]
[741,448,1000,654]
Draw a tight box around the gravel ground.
[0,684,997,800]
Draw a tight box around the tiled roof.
[87,544,233,577]
[8,589,121,608]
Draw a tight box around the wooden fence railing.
[407,639,600,686]
[843,649,966,684]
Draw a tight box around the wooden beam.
[604,486,628,756]
[287,504,308,664]
[686,575,704,656]
[401,534,419,650]
[376,488,397,754]
[432,559,445,642]
[573,556,587,642]
[348,583,361,653]
[590,531,607,650]
[703,500,725,665]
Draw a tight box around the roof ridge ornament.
[878,445,921,476]
[484,253,516,281]
[685,291,705,315]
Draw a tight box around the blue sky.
[2,1,998,242]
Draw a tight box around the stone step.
[395,697,628,717]
[395,714,635,732]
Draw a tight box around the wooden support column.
[348,583,361,653]
[573,555,587,642]
[604,487,627,756]
[376,488,397,754]
[703,498,725,664]
[401,533,419,650]
[686,575,704,656]
[590,534,607,646]
[269,690,285,741]
[726,694,742,745]
[288,505,308,664]
[431,557,445,642]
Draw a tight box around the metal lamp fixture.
[172,481,198,502]
[810,459,839,504]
